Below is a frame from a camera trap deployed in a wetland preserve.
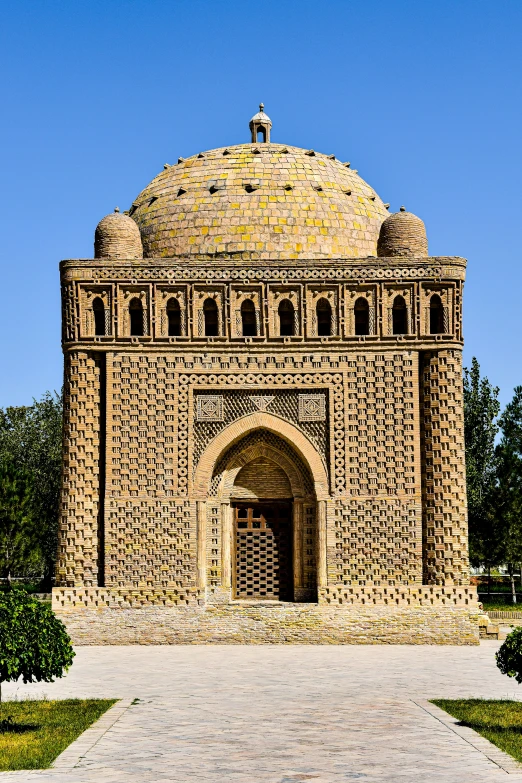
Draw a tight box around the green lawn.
[481,601,522,612]
[0,699,116,770]
[432,699,522,764]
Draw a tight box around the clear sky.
[0,0,520,409]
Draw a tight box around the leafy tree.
[496,626,522,683]
[494,387,522,602]
[463,358,500,570]
[0,460,40,583]
[0,586,74,711]
[0,392,62,586]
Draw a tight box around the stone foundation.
[55,603,482,645]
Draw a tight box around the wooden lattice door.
[233,503,292,600]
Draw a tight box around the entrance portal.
[233,503,292,601]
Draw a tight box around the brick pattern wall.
[333,498,421,588]
[420,350,469,585]
[56,351,103,587]
[104,354,196,591]
[344,353,418,495]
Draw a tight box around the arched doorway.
[206,428,321,602]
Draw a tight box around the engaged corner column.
[221,501,232,590]
[317,500,327,589]
[196,500,207,591]
[293,499,304,594]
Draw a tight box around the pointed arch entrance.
[193,413,329,603]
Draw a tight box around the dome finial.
[249,103,272,143]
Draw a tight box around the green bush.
[496,627,522,683]
[0,586,74,706]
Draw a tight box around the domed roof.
[94,208,143,259]
[129,144,390,260]
[377,206,428,258]
[249,103,272,127]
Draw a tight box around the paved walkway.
[3,641,522,782]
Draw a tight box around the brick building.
[53,106,481,643]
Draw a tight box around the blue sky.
[0,0,520,409]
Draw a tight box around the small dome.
[249,102,272,128]
[377,206,428,258]
[94,208,143,259]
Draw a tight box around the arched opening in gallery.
[316,298,332,336]
[129,297,144,336]
[354,297,370,336]
[167,298,181,336]
[241,299,257,336]
[92,297,105,336]
[203,298,219,336]
[430,294,445,334]
[392,295,408,335]
[278,299,295,336]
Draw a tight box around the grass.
[483,602,522,612]
[432,699,522,764]
[0,699,116,770]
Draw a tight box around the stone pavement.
[3,641,522,782]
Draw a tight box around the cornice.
[60,255,467,283]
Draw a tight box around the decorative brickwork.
[420,350,469,585]
[209,430,315,498]
[55,110,479,644]
[57,352,103,587]
[299,394,326,421]
[193,388,329,471]
[196,395,224,422]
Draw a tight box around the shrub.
[496,627,522,683]
[0,586,74,708]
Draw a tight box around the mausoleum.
[53,106,481,643]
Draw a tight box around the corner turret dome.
[94,208,143,259]
[377,206,428,258]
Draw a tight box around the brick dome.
[377,206,428,258]
[129,144,390,260]
[94,209,143,259]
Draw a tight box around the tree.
[463,358,501,572]
[496,626,522,683]
[494,387,522,602]
[0,586,74,713]
[0,459,40,583]
[0,392,63,586]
